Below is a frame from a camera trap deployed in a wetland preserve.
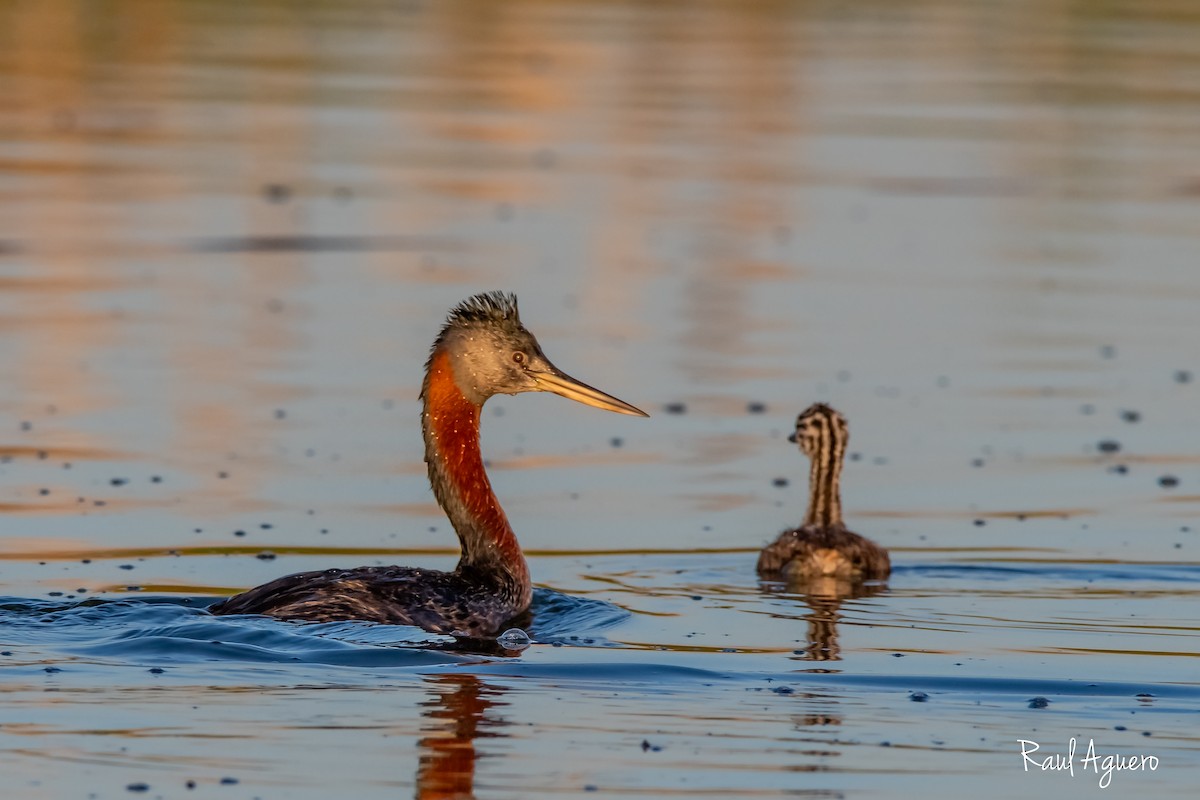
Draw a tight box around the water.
[2,0,1199,797]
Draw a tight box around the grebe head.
[788,403,848,460]
[432,291,648,416]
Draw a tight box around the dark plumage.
[210,292,647,635]
[209,566,527,636]
[757,404,890,584]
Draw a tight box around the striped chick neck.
[794,403,848,529]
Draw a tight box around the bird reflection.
[782,579,887,662]
[415,674,508,800]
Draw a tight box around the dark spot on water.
[973,519,986,527]
[891,653,905,658]
[1114,725,1126,731]
[1109,464,1128,474]
[584,785,598,793]
[1028,697,1050,709]
[256,551,276,560]
[1175,369,1192,384]
[1099,345,1116,359]
[234,530,246,537]
[274,409,286,420]
[1159,475,1179,488]
[260,523,272,529]
[1142,731,1153,737]
[150,475,161,483]
[217,471,229,479]
[1119,409,1141,423]
[664,402,687,415]
[0,651,10,656]
[909,692,929,702]
[93,500,106,506]
[849,452,861,461]
[48,591,63,597]
[641,739,663,752]
[971,458,984,468]
[37,450,48,459]
[38,488,49,496]
[20,421,31,431]
[747,401,767,414]
[772,686,794,695]
[1135,692,1154,699]
[1016,514,1027,521]
[149,667,164,674]
[220,777,239,785]
[44,666,62,673]
[772,477,789,488]
[111,478,128,486]
[126,783,150,793]
[262,183,291,203]
[1097,439,1120,453]
[186,780,196,789]
[872,456,888,465]
[119,564,135,570]
[610,437,623,448]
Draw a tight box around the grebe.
[757,403,889,584]
[210,292,647,636]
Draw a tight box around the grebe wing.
[208,566,462,627]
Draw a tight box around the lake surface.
[2,0,1199,797]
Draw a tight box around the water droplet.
[497,628,531,649]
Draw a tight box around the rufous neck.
[421,349,530,589]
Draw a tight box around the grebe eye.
[512,351,526,365]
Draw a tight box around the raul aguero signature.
[1019,737,1160,788]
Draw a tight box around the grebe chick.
[757,403,889,584]
[210,292,647,636]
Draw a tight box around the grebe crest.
[757,403,890,585]
[210,291,647,636]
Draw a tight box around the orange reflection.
[768,580,888,663]
[415,674,508,800]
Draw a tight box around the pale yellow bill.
[531,369,649,417]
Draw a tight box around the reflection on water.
[416,675,505,800]
[772,581,890,663]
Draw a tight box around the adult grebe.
[210,292,647,636]
[757,403,889,583]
